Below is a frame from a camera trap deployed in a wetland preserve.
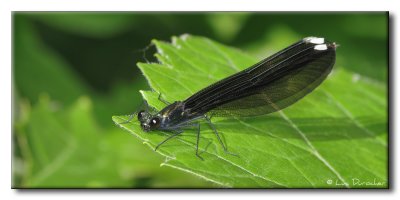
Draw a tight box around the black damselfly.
[122,36,337,158]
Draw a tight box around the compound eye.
[137,110,146,121]
[149,117,161,128]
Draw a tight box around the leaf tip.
[111,115,126,126]
[150,38,159,45]
[111,115,119,122]
[179,33,191,41]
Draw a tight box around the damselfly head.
[137,110,161,132]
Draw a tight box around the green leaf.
[13,15,89,104]
[17,96,125,187]
[29,12,136,38]
[14,95,211,188]
[113,35,388,188]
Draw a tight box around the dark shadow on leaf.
[212,115,386,142]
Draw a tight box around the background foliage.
[13,12,388,188]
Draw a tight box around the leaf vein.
[278,111,350,188]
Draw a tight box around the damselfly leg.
[154,130,184,151]
[204,115,238,157]
[158,92,171,105]
[155,122,204,160]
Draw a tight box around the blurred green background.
[12,12,388,188]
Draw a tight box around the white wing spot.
[314,44,328,51]
[304,37,325,44]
